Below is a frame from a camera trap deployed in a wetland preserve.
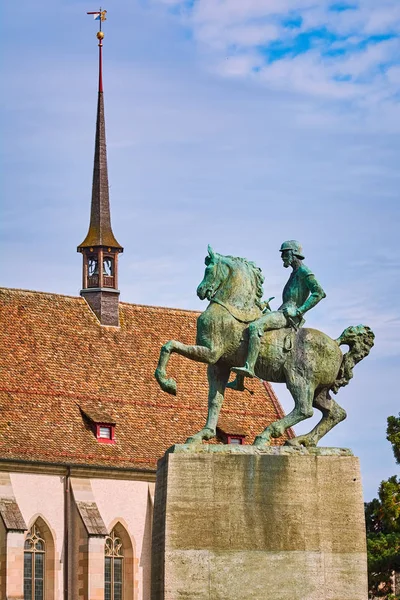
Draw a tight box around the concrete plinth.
[151,445,368,600]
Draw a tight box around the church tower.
[77,10,123,327]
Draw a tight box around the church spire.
[78,9,123,327]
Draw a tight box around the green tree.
[387,415,400,466]
[366,413,400,598]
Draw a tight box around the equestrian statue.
[155,242,375,447]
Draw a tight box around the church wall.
[69,498,89,600]
[91,479,153,600]
[10,472,64,599]
[6,531,25,600]
[2,471,153,599]
[88,536,106,600]
[0,518,6,599]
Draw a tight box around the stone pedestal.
[151,445,368,600]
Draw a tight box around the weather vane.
[87,8,107,92]
[87,8,107,33]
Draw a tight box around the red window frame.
[227,435,244,445]
[95,423,116,444]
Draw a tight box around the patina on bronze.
[155,244,374,447]
[231,240,326,383]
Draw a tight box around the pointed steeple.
[78,10,123,327]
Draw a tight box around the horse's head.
[197,246,265,314]
[197,245,230,301]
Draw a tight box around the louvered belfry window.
[24,523,45,600]
[105,529,124,600]
[103,256,115,287]
[88,256,99,288]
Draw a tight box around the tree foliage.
[387,414,400,466]
[366,414,400,598]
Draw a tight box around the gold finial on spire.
[87,8,108,91]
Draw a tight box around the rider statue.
[231,240,326,382]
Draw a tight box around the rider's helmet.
[279,240,305,260]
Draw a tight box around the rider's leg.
[230,321,261,378]
[231,311,286,379]
[240,322,262,376]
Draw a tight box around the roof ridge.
[0,287,201,314]
[119,300,200,314]
[0,287,82,300]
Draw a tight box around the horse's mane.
[223,254,265,309]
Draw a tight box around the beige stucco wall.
[91,479,153,600]
[11,472,64,599]
[6,531,25,600]
[70,498,89,600]
[0,518,6,599]
[3,472,152,599]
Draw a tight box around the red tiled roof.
[0,288,290,471]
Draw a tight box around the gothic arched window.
[105,529,124,600]
[24,523,45,600]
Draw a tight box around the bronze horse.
[155,247,374,447]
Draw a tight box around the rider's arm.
[297,274,326,317]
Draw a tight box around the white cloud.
[156,0,400,116]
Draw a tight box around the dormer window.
[99,426,111,439]
[227,436,244,445]
[96,423,115,444]
[216,418,247,445]
[79,405,116,444]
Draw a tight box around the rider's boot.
[227,373,245,391]
[231,332,261,378]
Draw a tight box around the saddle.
[283,316,305,351]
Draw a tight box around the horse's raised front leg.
[155,340,223,396]
[186,364,230,444]
[253,377,315,447]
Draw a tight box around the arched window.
[103,256,114,276]
[24,523,45,600]
[103,256,115,288]
[105,528,124,600]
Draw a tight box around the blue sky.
[1,0,399,500]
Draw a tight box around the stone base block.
[151,445,368,600]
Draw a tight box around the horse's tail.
[331,325,375,394]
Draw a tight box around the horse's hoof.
[185,428,215,444]
[159,377,177,395]
[155,369,177,395]
[185,436,201,444]
[253,435,270,448]
[285,436,317,448]
[284,438,301,447]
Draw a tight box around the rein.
[210,298,261,324]
[207,255,262,323]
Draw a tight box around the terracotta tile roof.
[216,418,247,437]
[0,498,27,531]
[79,405,116,425]
[75,501,108,536]
[0,288,290,472]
